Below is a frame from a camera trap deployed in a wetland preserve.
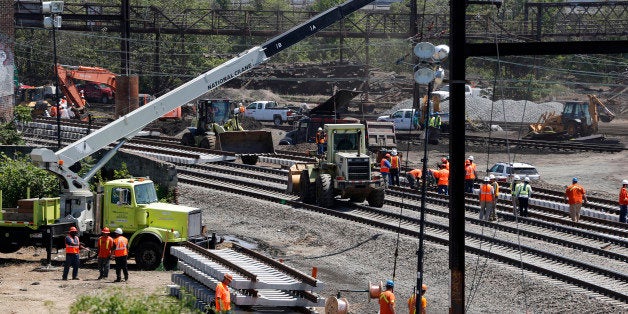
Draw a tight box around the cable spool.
[325,296,349,314]
[368,281,382,300]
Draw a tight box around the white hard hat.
[513,175,521,180]
[114,228,123,235]
[318,127,322,131]
[483,177,490,182]
[391,149,397,156]
[489,174,495,180]
[622,179,628,185]
[468,156,474,161]
[524,177,530,182]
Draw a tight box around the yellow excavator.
[180,99,274,164]
[527,94,615,139]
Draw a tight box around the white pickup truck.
[377,108,450,130]
[431,84,483,101]
[242,100,302,126]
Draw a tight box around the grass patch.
[70,287,203,314]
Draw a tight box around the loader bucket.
[216,131,275,154]
[287,163,310,194]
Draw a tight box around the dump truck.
[3,0,376,268]
[180,99,275,165]
[287,124,386,208]
[527,94,615,139]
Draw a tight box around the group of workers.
[62,226,129,282]
[399,155,627,224]
[379,279,428,314]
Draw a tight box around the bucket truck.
[1,0,376,269]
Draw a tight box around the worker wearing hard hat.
[510,175,522,216]
[516,177,533,217]
[112,228,129,282]
[465,156,478,193]
[62,226,85,280]
[432,163,449,195]
[389,149,401,186]
[379,279,396,314]
[315,127,326,156]
[380,153,392,188]
[408,284,428,314]
[565,177,587,222]
[97,227,114,280]
[619,179,628,223]
[215,273,233,313]
[489,175,499,221]
[479,177,495,221]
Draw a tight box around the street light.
[43,1,64,150]
[412,41,449,314]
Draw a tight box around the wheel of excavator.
[181,132,195,146]
[199,135,216,149]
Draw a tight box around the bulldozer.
[527,94,615,140]
[180,99,275,165]
[287,124,385,208]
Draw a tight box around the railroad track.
[175,163,628,306]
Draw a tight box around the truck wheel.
[367,188,385,208]
[300,170,315,204]
[0,243,21,253]
[273,116,283,126]
[135,241,162,270]
[316,174,334,208]
[200,135,216,149]
[181,132,195,146]
[566,122,579,137]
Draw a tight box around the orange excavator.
[55,64,182,119]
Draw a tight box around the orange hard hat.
[385,153,391,157]
[224,273,233,281]
[422,284,427,291]
[69,226,78,232]
[101,227,110,233]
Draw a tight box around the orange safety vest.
[620,187,628,205]
[97,236,114,258]
[50,106,57,117]
[390,156,400,169]
[434,169,449,186]
[379,290,395,314]
[65,235,80,254]
[239,105,245,113]
[380,159,390,173]
[408,169,422,179]
[465,165,475,180]
[480,184,494,201]
[113,236,128,257]
[215,282,231,311]
[408,294,427,314]
[565,183,585,205]
[316,131,326,144]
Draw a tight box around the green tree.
[0,153,59,208]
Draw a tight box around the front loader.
[181,99,275,164]
[287,124,385,208]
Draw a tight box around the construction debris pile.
[387,97,563,123]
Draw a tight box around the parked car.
[76,83,114,104]
[377,108,418,130]
[431,84,482,101]
[242,100,302,126]
[488,162,540,182]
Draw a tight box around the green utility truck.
[0,177,203,270]
[287,124,386,208]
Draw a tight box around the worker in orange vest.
[97,227,114,280]
[389,149,401,186]
[215,273,233,313]
[379,279,396,314]
[432,163,449,195]
[464,159,477,193]
[315,127,326,156]
[479,177,495,221]
[112,228,129,282]
[619,180,628,223]
[565,177,587,222]
[380,153,392,188]
[406,169,422,190]
[62,226,85,280]
[408,284,427,314]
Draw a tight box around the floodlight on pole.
[414,42,436,60]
